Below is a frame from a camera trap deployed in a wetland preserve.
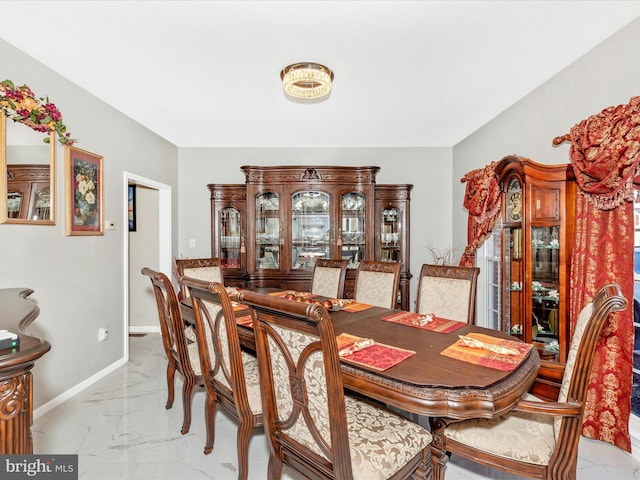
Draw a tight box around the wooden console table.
[0,288,51,453]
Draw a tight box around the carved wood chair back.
[238,289,433,480]
[354,260,401,308]
[141,267,203,435]
[415,264,480,323]
[311,258,348,299]
[181,277,263,479]
[175,258,224,300]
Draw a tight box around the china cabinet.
[375,184,412,308]
[209,166,413,310]
[491,155,575,363]
[210,184,246,276]
[5,164,51,221]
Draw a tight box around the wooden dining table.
[181,291,540,422]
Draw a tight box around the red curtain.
[459,161,501,267]
[568,95,640,451]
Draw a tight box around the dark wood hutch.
[209,165,413,310]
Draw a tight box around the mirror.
[0,114,56,224]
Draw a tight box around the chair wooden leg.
[180,377,195,435]
[267,454,283,480]
[236,419,253,480]
[165,361,176,409]
[203,391,217,454]
[410,448,432,479]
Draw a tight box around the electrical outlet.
[98,327,109,342]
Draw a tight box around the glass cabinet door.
[255,191,280,270]
[291,191,330,271]
[380,206,402,262]
[30,185,50,221]
[341,192,366,268]
[219,206,242,269]
[530,225,560,359]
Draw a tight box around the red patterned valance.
[569,96,640,209]
[459,161,501,266]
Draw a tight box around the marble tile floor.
[32,333,640,479]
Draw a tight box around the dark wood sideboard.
[0,288,51,453]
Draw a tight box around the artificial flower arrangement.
[0,79,75,145]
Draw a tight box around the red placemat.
[382,311,466,334]
[440,333,533,371]
[336,333,415,371]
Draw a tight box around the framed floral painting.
[65,146,103,236]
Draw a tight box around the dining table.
[181,290,540,422]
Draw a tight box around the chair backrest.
[175,258,224,300]
[238,289,354,478]
[354,261,401,308]
[311,258,348,299]
[553,283,627,440]
[141,267,196,378]
[415,264,480,323]
[181,277,261,416]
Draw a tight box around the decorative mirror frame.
[0,114,57,225]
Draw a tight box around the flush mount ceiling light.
[280,62,334,100]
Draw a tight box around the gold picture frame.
[65,146,103,236]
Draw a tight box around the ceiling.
[2,1,640,148]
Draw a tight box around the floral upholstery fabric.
[444,393,555,466]
[311,267,342,298]
[202,301,262,414]
[266,324,432,480]
[182,266,223,298]
[355,271,396,308]
[418,276,471,321]
[186,342,202,376]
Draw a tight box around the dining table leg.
[429,417,450,480]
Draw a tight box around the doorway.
[123,172,172,362]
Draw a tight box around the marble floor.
[33,334,640,480]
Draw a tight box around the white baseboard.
[33,356,127,420]
[629,414,640,460]
[129,325,160,334]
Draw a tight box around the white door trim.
[123,172,171,362]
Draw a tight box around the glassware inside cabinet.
[530,225,560,360]
[506,226,523,338]
[291,191,330,270]
[380,206,401,262]
[341,192,366,268]
[219,207,242,269]
[255,192,280,270]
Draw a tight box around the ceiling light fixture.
[280,62,334,100]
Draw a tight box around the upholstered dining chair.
[428,283,627,480]
[354,260,401,309]
[175,257,224,301]
[238,289,433,480]
[181,277,263,480]
[415,264,480,323]
[141,267,203,435]
[311,258,348,299]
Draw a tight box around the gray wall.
[0,38,179,408]
[452,18,640,247]
[129,186,160,330]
